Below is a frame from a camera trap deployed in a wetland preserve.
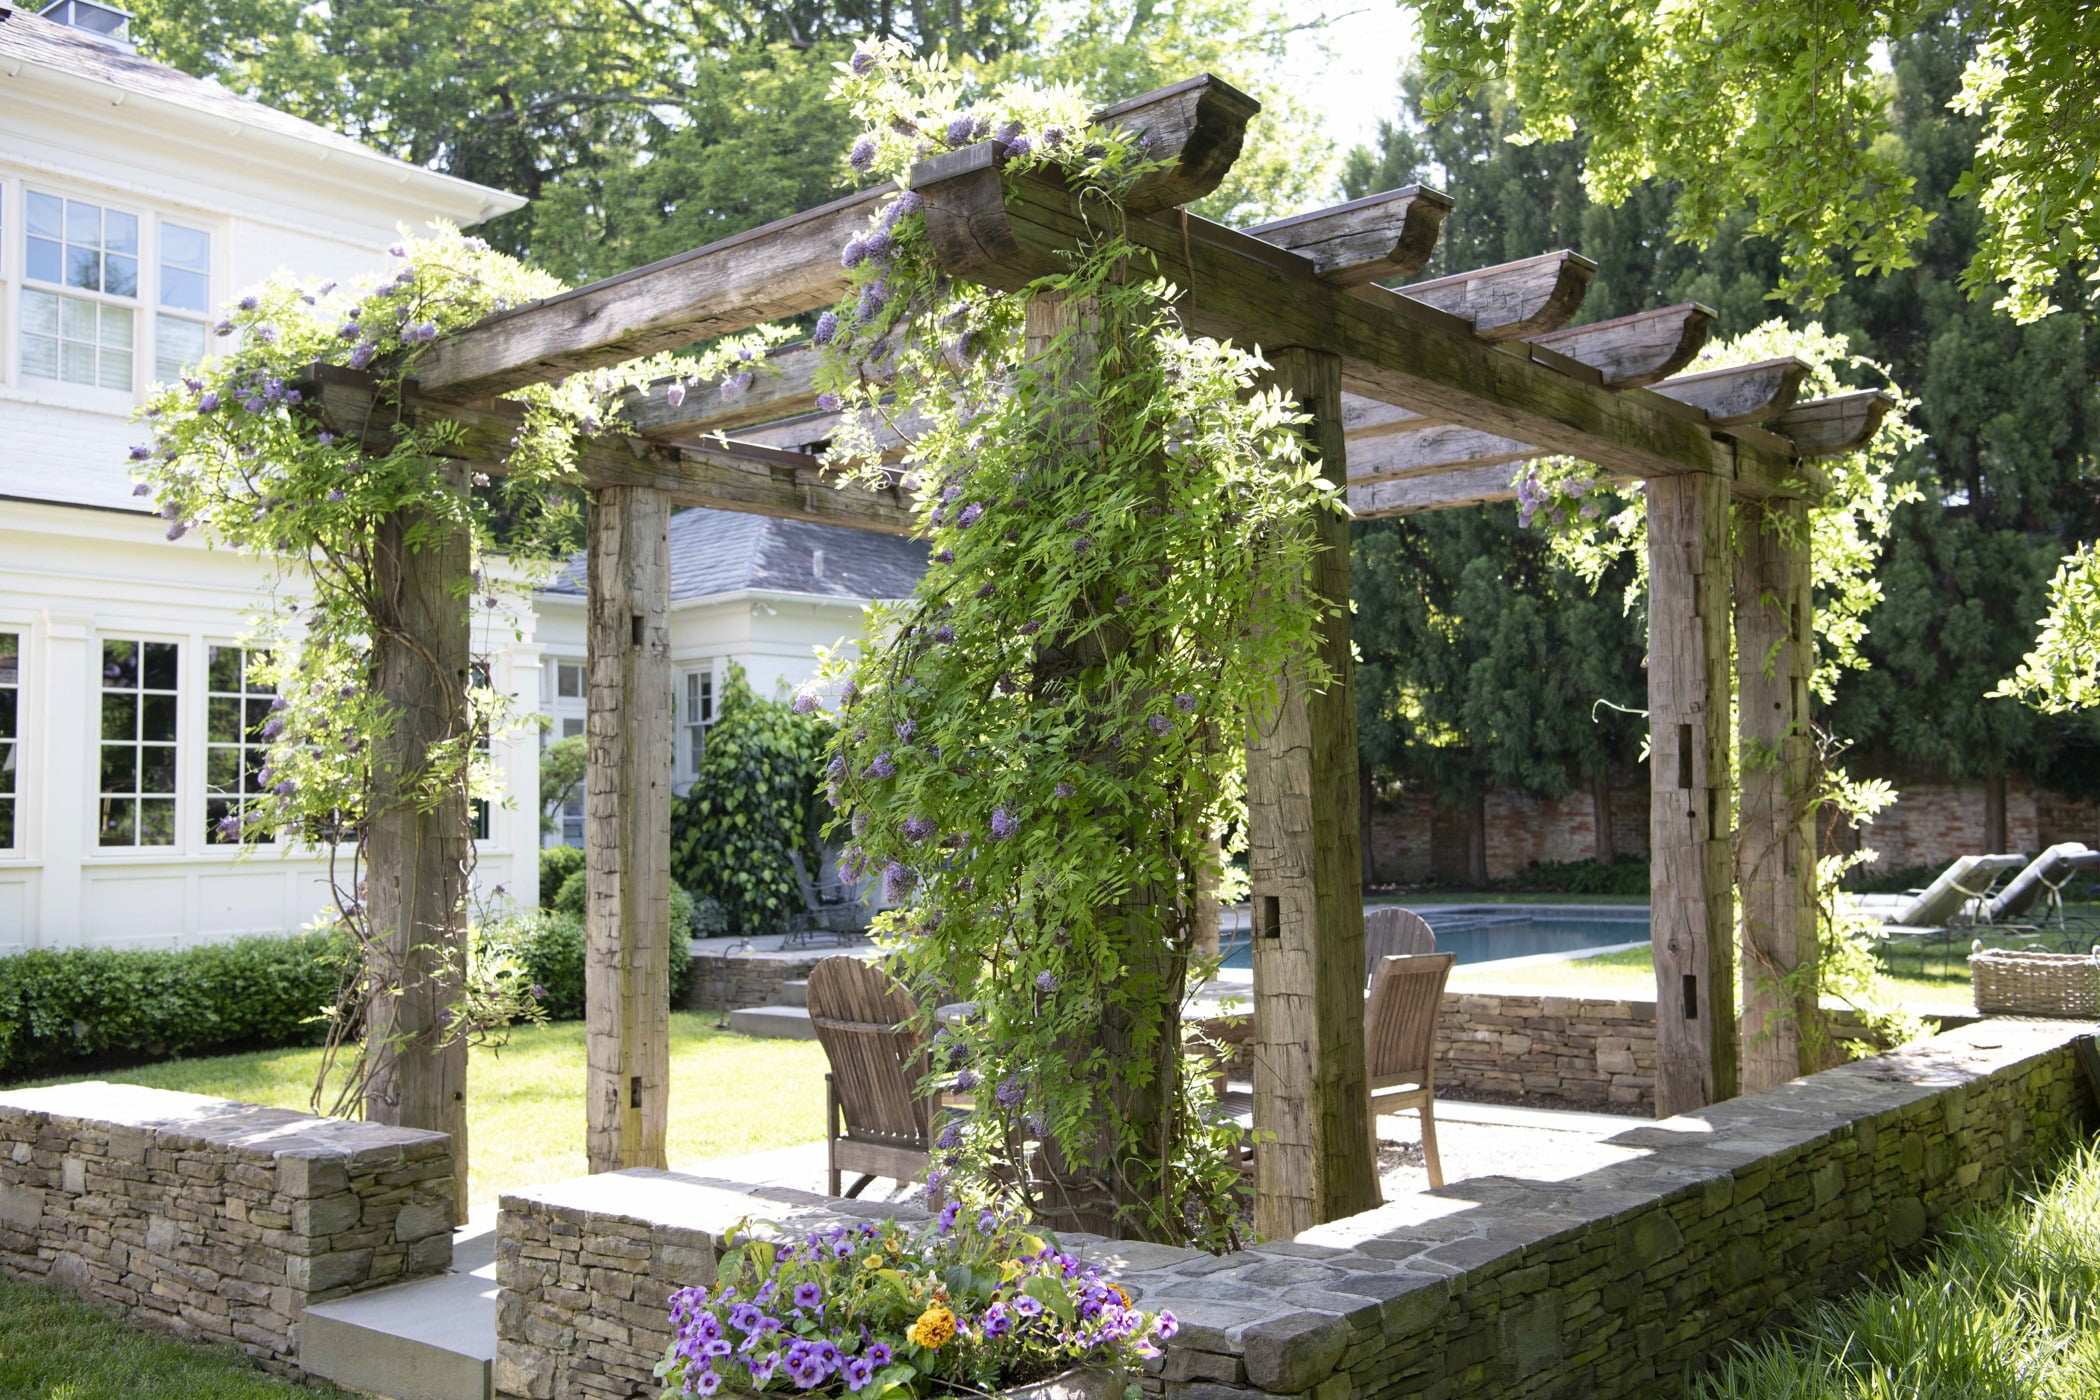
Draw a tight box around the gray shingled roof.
[546,508,927,604]
[1,5,470,172]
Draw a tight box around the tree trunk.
[584,486,673,1173]
[1646,470,1738,1117]
[1245,346,1378,1238]
[364,459,473,1224]
[1591,767,1616,865]
[1737,498,1821,1092]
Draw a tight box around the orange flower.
[908,1305,958,1350]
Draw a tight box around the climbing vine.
[806,45,1341,1246]
[129,227,772,1113]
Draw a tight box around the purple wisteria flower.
[990,805,1018,840]
[891,190,922,218]
[128,443,151,461]
[866,752,896,779]
[902,815,935,842]
[952,1068,977,1092]
[840,238,867,269]
[792,690,819,714]
[1148,714,1172,735]
[955,502,983,527]
[1054,781,1075,799]
[812,310,840,345]
[849,48,878,74]
[815,391,841,412]
[944,114,976,147]
[165,521,188,540]
[1006,134,1033,159]
[895,717,916,741]
[403,320,438,343]
[995,1074,1023,1107]
[132,482,150,497]
[848,134,878,172]
[1018,619,1042,635]
[347,342,377,370]
[327,489,345,502]
[936,1122,962,1149]
[237,294,259,311]
[198,390,221,411]
[882,860,914,903]
[933,625,955,644]
[1035,969,1058,993]
[933,549,954,564]
[862,230,894,261]
[664,381,687,408]
[1175,692,1197,712]
[850,810,868,837]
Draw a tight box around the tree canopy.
[1405,0,2098,322]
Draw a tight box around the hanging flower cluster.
[802,46,1343,1247]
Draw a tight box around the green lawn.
[23,1012,828,1205]
[0,1273,312,1400]
[1689,1138,2100,1398]
[1452,942,1975,1014]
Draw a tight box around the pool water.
[1217,903,1649,969]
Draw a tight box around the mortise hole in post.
[1260,894,1281,939]
[631,614,644,646]
[1677,724,1693,788]
[1682,974,1699,1021]
[630,1075,643,1109]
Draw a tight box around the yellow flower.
[908,1305,958,1350]
[862,1254,883,1271]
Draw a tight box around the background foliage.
[668,666,834,937]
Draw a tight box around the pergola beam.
[1346,424,1537,486]
[1246,185,1453,286]
[1776,389,1893,456]
[1395,250,1597,341]
[1527,303,1715,387]
[1348,463,1523,516]
[1651,356,1807,425]
[622,344,821,441]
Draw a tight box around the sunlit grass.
[24,1012,829,1205]
[1689,1139,2100,1399]
[0,1272,313,1399]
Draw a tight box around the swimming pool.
[1217,903,1650,969]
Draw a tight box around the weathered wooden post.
[1246,346,1379,1235]
[584,485,674,1172]
[1737,497,1820,1089]
[364,459,474,1221]
[1646,471,1739,1116]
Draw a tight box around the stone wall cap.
[0,1082,449,1159]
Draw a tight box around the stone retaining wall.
[1436,989,1977,1115]
[0,1081,454,1376]
[493,1019,2095,1400]
[686,949,829,1012]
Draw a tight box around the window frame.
[95,635,183,851]
[0,629,19,853]
[676,662,718,789]
[202,643,276,847]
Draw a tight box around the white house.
[0,0,533,951]
[0,1,929,947]
[535,509,928,845]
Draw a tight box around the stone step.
[777,978,809,1008]
[727,1004,817,1040]
[300,1224,497,1400]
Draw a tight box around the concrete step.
[777,978,809,1008]
[300,1223,497,1400]
[727,1004,817,1040]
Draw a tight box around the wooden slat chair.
[807,955,944,1198]
[785,849,870,948]
[1363,906,1436,976]
[1363,951,1457,1189]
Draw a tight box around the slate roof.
[0,4,505,188]
[546,508,927,605]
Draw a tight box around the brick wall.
[1366,767,1649,886]
[0,1081,454,1377]
[490,1019,2095,1400]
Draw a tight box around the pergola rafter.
[328,73,1867,1233]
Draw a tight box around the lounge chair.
[1848,853,2028,929]
[784,849,870,948]
[1979,843,2100,929]
[1363,906,1436,975]
[806,955,953,1197]
[1363,951,1457,1188]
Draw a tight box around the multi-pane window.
[205,646,274,844]
[22,192,137,390]
[678,667,716,785]
[99,639,178,846]
[0,634,18,850]
[155,223,211,382]
[470,660,493,841]
[555,660,583,700]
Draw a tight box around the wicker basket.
[1969,947,2100,1018]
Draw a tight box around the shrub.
[669,664,831,936]
[0,930,354,1082]
[1484,855,1650,896]
[540,844,585,909]
[492,906,697,1021]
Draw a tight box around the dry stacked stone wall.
[686,949,830,1012]
[0,1081,454,1376]
[493,1019,2094,1400]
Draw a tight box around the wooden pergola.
[313,76,1885,1237]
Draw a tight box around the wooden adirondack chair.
[1363,951,1456,1188]
[807,955,947,1198]
[1363,906,1436,975]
